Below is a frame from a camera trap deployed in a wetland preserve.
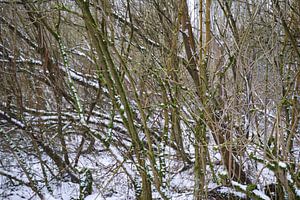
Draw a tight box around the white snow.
[0,110,25,128]
[85,193,103,200]
[253,189,271,200]
[44,193,59,200]
[67,69,99,89]
[183,29,189,37]
[85,193,126,200]
[296,188,300,197]
[278,161,287,169]
[232,181,271,200]
[232,181,247,191]
[219,170,228,176]
[217,187,246,198]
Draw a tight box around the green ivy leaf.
[246,184,257,192]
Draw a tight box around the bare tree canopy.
[0,0,299,199]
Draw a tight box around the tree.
[0,0,299,199]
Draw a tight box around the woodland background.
[0,0,299,199]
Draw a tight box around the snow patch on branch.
[0,110,25,128]
[252,190,271,200]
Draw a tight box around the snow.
[0,9,298,200]
[44,194,59,200]
[252,189,271,200]
[217,187,246,198]
[232,181,247,191]
[183,29,189,37]
[85,193,126,200]
[170,170,194,192]
[0,110,25,128]
[232,181,271,200]
[278,161,287,169]
[296,188,300,197]
[0,169,28,183]
[85,194,103,200]
[146,38,159,46]
[219,170,228,176]
[67,69,99,89]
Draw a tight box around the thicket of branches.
[0,0,299,199]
